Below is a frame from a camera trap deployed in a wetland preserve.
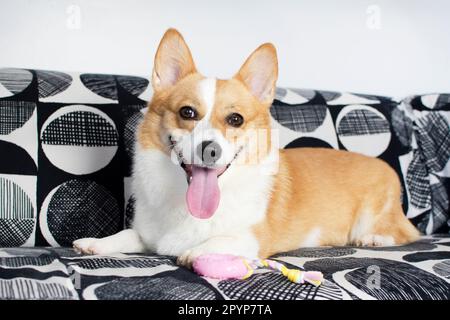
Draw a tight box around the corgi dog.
[73,29,420,266]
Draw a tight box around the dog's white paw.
[73,238,115,255]
[358,234,395,247]
[177,248,205,269]
[177,249,195,269]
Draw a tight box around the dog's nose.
[197,140,222,165]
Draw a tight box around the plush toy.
[193,254,324,287]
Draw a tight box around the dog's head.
[138,28,278,219]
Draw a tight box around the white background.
[0,0,449,97]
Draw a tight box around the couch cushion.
[271,89,417,226]
[0,236,449,300]
[398,94,450,234]
[0,68,151,247]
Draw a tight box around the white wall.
[0,0,449,97]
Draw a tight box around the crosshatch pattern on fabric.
[0,101,35,135]
[45,180,121,245]
[36,70,73,98]
[41,111,119,147]
[0,177,34,219]
[0,176,35,247]
[270,103,327,132]
[337,109,391,136]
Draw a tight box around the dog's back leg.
[351,193,420,247]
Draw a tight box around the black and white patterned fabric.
[0,235,448,300]
[0,68,150,247]
[397,94,450,234]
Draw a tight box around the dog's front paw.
[177,249,204,269]
[73,238,112,255]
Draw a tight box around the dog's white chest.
[131,148,274,256]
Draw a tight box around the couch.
[0,68,449,300]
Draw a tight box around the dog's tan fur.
[254,148,420,257]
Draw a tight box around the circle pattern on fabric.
[0,255,55,268]
[218,272,343,300]
[284,137,334,149]
[41,105,118,175]
[117,76,150,97]
[0,68,33,97]
[0,177,35,247]
[270,103,327,133]
[35,70,73,98]
[432,260,450,278]
[41,180,120,246]
[336,105,391,157]
[343,259,450,299]
[318,90,341,102]
[125,196,135,229]
[93,276,217,300]
[80,74,117,100]
[275,88,312,104]
[124,111,144,157]
[0,101,36,135]
[0,141,37,174]
[289,88,316,101]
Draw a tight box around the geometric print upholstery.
[398,94,450,234]
[0,235,449,300]
[0,68,151,247]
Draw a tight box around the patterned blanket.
[1,235,449,300]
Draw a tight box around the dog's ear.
[152,29,197,91]
[234,43,278,105]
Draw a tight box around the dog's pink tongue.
[186,166,220,219]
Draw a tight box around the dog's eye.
[226,113,244,127]
[179,106,198,120]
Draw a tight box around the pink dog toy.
[193,254,323,286]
